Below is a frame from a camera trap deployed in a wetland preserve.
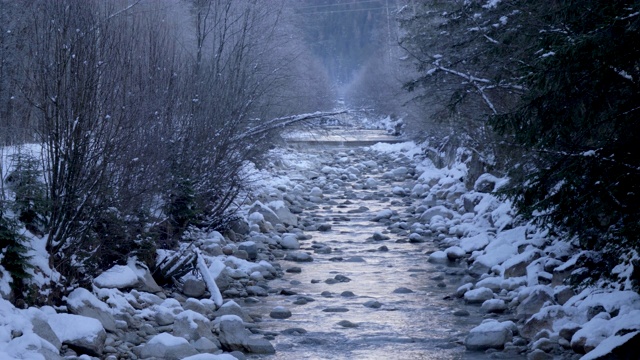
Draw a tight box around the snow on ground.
[368,140,422,158]
[1,137,639,359]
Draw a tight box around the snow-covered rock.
[419,205,457,223]
[66,288,117,332]
[459,233,491,253]
[464,287,494,304]
[48,313,106,356]
[172,310,212,341]
[427,251,449,263]
[474,173,507,193]
[249,201,282,226]
[470,242,517,276]
[217,318,275,354]
[444,246,466,261]
[279,234,300,250]
[134,333,198,360]
[93,265,139,289]
[182,279,207,298]
[480,299,507,313]
[268,200,298,226]
[309,186,323,197]
[581,331,640,360]
[503,249,542,278]
[516,287,555,321]
[465,320,515,350]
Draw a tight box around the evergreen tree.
[0,205,32,298]
[8,152,47,235]
[402,0,640,278]
[492,1,640,259]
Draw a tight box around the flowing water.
[244,133,522,360]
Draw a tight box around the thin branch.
[105,0,142,21]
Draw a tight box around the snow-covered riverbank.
[1,140,639,360]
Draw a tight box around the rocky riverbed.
[2,140,639,360]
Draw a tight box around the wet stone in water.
[323,307,349,313]
[337,320,359,328]
[393,287,414,294]
[270,306,292,319]
[281,328,307,336]
[286,267,302,273]
[363,300,382,309]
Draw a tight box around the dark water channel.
[244,141,519,360]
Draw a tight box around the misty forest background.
[0,0,638,305]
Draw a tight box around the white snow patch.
[147,332,189,346]
[368,141,422,158]
[581,331,639,360]
[482,0,502,9]
[93,265,138,289]
[48,313,103,343]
